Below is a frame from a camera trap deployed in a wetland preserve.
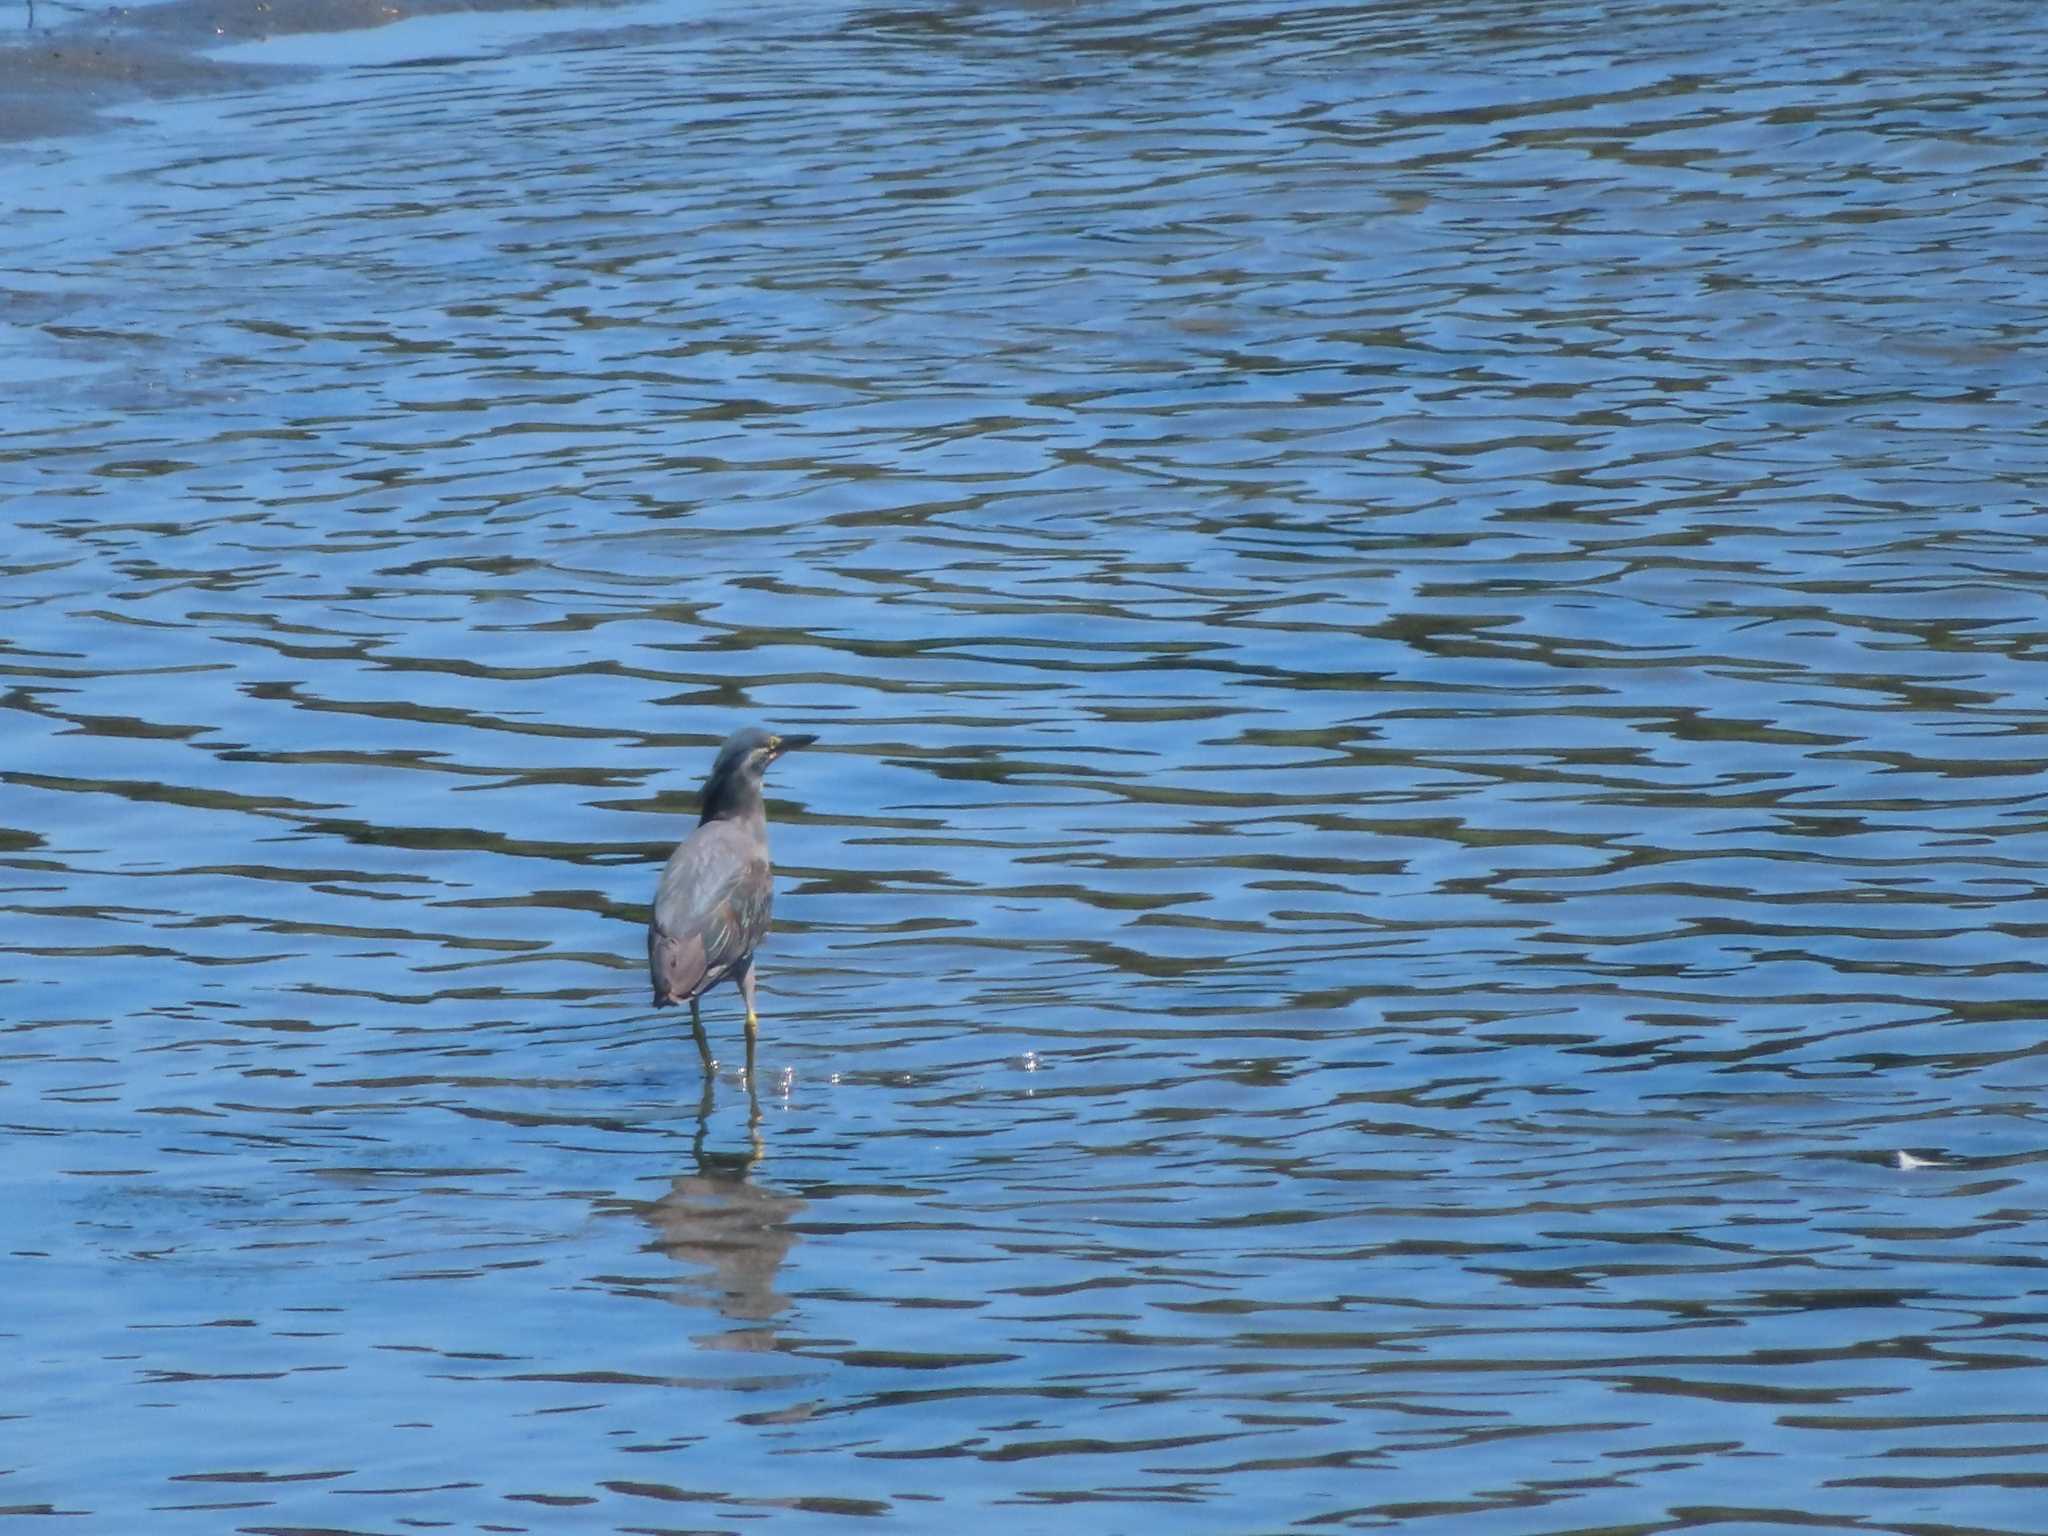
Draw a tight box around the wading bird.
[648,727,815,1077]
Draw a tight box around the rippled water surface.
[6,0,2048,1529]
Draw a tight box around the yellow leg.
[739,962,759,1082]
[689,997,712,1074]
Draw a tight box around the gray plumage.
[649,817,772,1006]
[648,726,814,1075]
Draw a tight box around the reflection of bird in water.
[639,1080,803,1343]
[648,726,815,1081]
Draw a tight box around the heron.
[648,726,815,1077]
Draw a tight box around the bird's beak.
[769,733,818,760]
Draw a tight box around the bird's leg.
[738,959,759,1083]
[689,996,712,1075]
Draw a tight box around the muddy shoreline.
[0,0,615,139]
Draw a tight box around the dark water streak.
[4,0,2048,1530]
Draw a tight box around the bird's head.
[700,726,817,823]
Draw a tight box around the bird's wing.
[648,821,774,1002]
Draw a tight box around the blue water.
[4,0,2048,1530]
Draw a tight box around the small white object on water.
[1894,1150,1946,1170]
[1021,1051,1039,1073]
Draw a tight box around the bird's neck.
[699,776,765,827]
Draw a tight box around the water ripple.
[3,0,2048,1529]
